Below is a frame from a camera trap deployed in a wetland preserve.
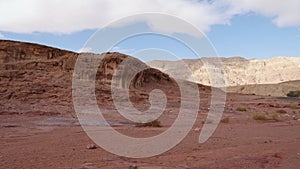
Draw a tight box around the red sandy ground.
[1,93,300,169]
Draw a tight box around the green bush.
[287,91,300,97]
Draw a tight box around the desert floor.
[1,93,300,169]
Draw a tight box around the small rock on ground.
[129,164,137,169]
[86,144,97,149]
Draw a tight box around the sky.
[0,0,299,61]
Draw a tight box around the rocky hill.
[227,80,300,97]
[0,40,176,116]
[147,56,300,87]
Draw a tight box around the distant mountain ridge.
[147,56,300,87]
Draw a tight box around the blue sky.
[207,13,300,59]
[0,0,299,61]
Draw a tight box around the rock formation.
[0,40,174,115]
[147,56,300,87]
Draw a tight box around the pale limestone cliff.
[147,56,300,87]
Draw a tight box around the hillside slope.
[0,40,179,116]
[227,80,300,97]
[147,56,300,87]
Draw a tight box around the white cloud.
[110,46,136,54]
[0,0,232,36]
[0,0,299,36]
[0,32,4,38]
[78,47,92,53]
[221,0,300,27]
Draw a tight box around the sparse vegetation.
[271,113,279,121]
[221,117,229,123]
[276,109,287,114]
[201,119,214,124]
[289,104,300,109]
[252,114,267,121]
[135,119,161,127]
[252,113,280,121]
[236,107,247,111]
[287,90,300,97]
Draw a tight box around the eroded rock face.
[147,56,300,87]
[0,40,174,116]
[0,41,72,63]
[0,40,78,115]
[74,52,173,89]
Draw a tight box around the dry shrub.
[276,109,287,114]
[221,117,229,123]
[236,107,247,111]
[289,104,300,109]
[252,114,267,121]
[135,119,161,127]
